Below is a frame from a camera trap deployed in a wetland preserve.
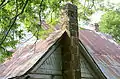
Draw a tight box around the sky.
[80,0,120,30]
[79,0,120,24]
[108,0,120,4]
[90,0,120,23]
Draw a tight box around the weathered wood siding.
[81,53,98,79]
[28,74,62,79]
[35,47,62,75]
[27,40,100,79]
[29,44,63,79]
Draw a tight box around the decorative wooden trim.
[28,74,51,78]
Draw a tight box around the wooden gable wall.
[28,40,63,79]
[79,41,106,79]
[23,38,104,79]
[81,53,98,79]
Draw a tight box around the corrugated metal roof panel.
[0,30,64,79]
[1,28,120,79]
[80,29,120,79]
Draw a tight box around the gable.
[0,30,64,79]
[27,32,106,79]
[36,46,62,74]
[28,39,63,79]
[31,45,62,75]
[79,40,106,79]
[2,29,119,79]
[30,48,100,79]
[81,53,98,79]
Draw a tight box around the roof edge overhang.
[3,30,65,79]
[20,30,66,78]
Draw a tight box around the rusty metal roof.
[0,29,120,79]
[80,29,120,79]
[0,30,64,79]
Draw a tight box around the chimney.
[94,23,99,32]
[61,3,80,79]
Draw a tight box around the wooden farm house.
[1,3,120,79]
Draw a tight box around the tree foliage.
[0,0,104,62]
[100,10,120,43]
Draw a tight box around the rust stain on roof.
[1,29,120,79]
[80,29,120,79]
[0,30,64,79]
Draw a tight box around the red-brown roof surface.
[80,30,120,79]
[0,29,120,79]
[0,30,64,79]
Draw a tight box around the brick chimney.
[61,3,81,79]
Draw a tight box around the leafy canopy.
[0,0,104,62]
[100,10,120,43]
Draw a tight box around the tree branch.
[39,0,44,27]
[0,46,9,53]
[0,0,10,8]
[0,0,5,6]
[83,0,86,16]
[0,0,28,46]
[90,0,95,9]
[71,0,73,3]
[35,0,44,39]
